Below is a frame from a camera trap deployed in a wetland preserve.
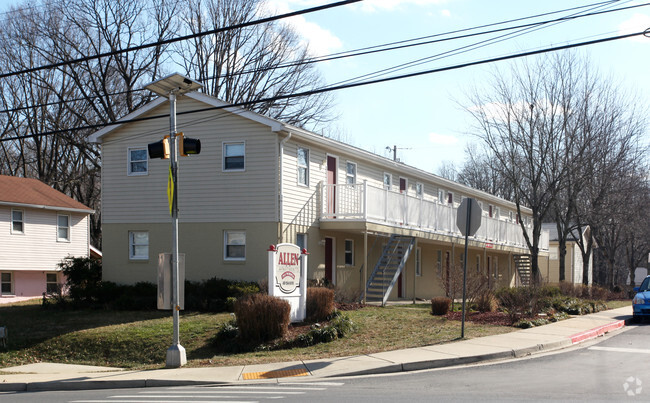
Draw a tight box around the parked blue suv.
[632,276,650,323]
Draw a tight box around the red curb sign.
[570,320,625,344]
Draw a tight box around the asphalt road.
[2,323,648,403]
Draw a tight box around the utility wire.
[0,0,361,80]
[1,29,646,143]
[327,0,632,88]
[0,0,644,116]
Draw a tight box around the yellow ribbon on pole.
[167,165,174,216]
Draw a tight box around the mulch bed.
[444,311,515,326]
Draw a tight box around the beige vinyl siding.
[101,97,278,224]
[102,222,277,284]
[0,206,89,271]
[281,140,324,225]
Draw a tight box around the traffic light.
[148,135,170,159]
[178,132,201,156]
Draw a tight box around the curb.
[0,316,631,393]
[569,319,626,344]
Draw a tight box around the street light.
[144,73,203,368]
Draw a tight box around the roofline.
[88,92,285,143]
[88,97,167,143]
[0,201,94,214]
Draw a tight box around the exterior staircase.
[513,254,533,286]
[365,235,415,306]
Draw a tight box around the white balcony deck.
[320,182,549,252]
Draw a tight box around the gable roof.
[0,175,93,213]
[88,90,530,213]
[542,223,588,242]
[88,92,284,143]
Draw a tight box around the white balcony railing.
[321,182,549,252]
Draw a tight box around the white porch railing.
[320,182,549,252]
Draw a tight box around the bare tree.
[455,143,515,201]
[465,54,578,283]
[174,0,334,130]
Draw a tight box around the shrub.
[475,291,499,313]
[184,278,261,312]
[234,294,290,342]
[431,297,451,315]
[307,287,335,322]
[58,256,102,305]
[495,287,537,323]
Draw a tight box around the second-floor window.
[346,162,357,184]
[57,214,70,241]
[223,142,245,171]
[128,148,148,176]
[11,209,24,234]
[415,182,423,198]
[297,147,309,186]
[383,173,392,190]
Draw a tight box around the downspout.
[278,132,292,243]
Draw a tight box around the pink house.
[0,175,94,298]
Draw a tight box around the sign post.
[456,197,482,338]
[268,243,308,322]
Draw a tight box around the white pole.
[166,91,186,368]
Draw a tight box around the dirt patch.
[444,311,514,326]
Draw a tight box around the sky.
[0,0,648,174]
[272,0,650,173]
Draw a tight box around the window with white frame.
[415,247,422,277]
[438,189,445,203]
[296,233,307,251]
[225,230,246,260]
[223,142,245,171]
[436,250,442,275]
[344,239,354,266]
[129,231,149,260]
[1,272,12,295]
[297,147,309,186]
[494,207,500,220]
[476,255,481,273]
[415,182,423,198]
[128,147,148,176]
[346,162,357,184]
[11,209,24,234]
[383,172,392,190]
[46,273,59,294]
[509,211,514,222]
[57,214,70,241]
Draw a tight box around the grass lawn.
[0,299,631,370]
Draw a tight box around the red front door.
[327,156,337,216]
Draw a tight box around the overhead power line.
[0,0,361,80]
[1,29,646,143]
[0,0,645,116]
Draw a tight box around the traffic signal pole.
[166,91,186,368]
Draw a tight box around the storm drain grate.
[242,368,309,380]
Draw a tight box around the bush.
[294,311,357,347]
[475,291,498,313]
[431,297,451,315]
[58,256,102,305]
[184,278,261,312]
[307,287,335,321]
[234,294,291,342]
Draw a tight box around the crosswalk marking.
[69,381,344,403]
[589,346,650,354]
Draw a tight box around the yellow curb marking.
[242,368,309,380]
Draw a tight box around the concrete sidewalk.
[0,306,633,392]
